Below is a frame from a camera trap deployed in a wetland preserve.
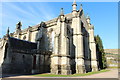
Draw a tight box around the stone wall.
[1,37,37,75]
[2,51,33,74]
[0,38,7,77]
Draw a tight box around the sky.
[0,2,118,49]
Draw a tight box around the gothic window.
[81,21,84,28]
[36,27,43,42]
[58,65,61,74]
[50,31,54,51]
[4,43,8,59]
[67,28,70,36]
[23,55,25,59]
[67,37,70,55]
[81,21,85,34]
[83,36,86,58]
[67,25,71,37]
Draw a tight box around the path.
[76,69,118,78]
[2,69,118,79]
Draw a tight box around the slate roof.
[18,13,73,33]
[8,37,37,54]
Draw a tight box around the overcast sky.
[0,2,118,49]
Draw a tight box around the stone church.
[0,1,99,75]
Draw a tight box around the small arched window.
[23,55,25,59]
[4,43,8,59]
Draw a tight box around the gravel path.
[3,69,118,78]
[76,69,118,78]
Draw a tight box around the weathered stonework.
[0,1,99,76]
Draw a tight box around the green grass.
[108,67,118,68]
[32,69,110,77]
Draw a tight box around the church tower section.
[51,8,71,75]
[71,1,86,74]
[87,15,98,71]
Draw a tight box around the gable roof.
[8,37,37,54]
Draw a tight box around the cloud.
[0,3,2,38]
[1,2,57,38]
[2,2,56,22]
[34,3,56,21]
[11,3,36,17]
[1,0,119,2]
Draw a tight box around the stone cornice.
[46,21,57,27]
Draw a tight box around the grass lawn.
[32,69,110,77]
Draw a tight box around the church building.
[0,1,99,75]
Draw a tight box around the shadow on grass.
[1,69,110,78]
[32,69,110,77]
[1,73,33,78]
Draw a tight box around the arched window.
[51,31,54,51]
[23,55,25,59]
[4,43,8,59]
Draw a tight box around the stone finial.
[27,26,31,31]
[91,25,94,29]
[78,4,83,16]
[86,13,91,24]
[16,21,22,30]
[18,21,22,26]
[72,0,77,11]
[89,25,94,30]
[28,26,32,29]
[28,26,31,28]
[86,13,90,19]
[80,4,83,10]
[60,8,64,16]
[73,0,77,5]
[58,8,66,22]
[80,4,82,7]
[40,21,46,28]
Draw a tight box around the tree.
[95,35,107,69]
